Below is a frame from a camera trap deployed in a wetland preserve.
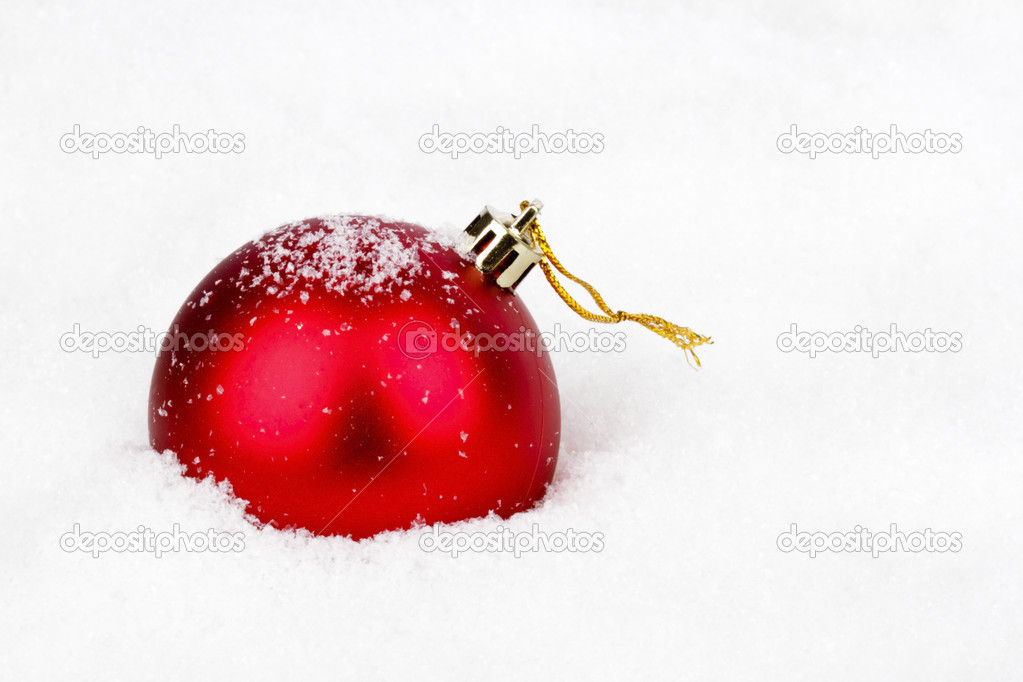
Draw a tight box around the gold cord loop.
[519,201,712,367]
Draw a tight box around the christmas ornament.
[149,200,710,539]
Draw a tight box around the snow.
[241,214,446,300]
[3,1,1022,680]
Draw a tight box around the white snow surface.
[2,2,1022,680]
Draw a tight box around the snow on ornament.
[148,200,711,539]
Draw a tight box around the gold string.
[520,201,712,367]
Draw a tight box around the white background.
[2,1,1021,679]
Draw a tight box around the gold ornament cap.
[458,199,544,291]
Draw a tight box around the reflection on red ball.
[148,215,560,539]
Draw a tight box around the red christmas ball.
[148,215,561,539]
